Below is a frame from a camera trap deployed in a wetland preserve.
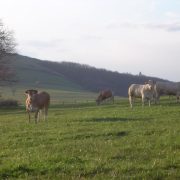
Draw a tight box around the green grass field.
[0,97,180,179]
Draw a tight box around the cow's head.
[25,89,38,111]
[96,95,102,105]
[147,84,153,90]
[96,98,100,105]
[144,80,156,90]
[148,80,156,86]
[25,89,38,96]
[144,83,154,91]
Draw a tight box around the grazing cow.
[128,82,155,108]
[96,89,114,105]
[25,89,50,123]
[152,81,180,103]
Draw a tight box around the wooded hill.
[2,54,168,96]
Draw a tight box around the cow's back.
[102,90,112,98]
[128,84,143,98]
[96,90,113,103]
[33,91,50,109]
[156,81,178,95]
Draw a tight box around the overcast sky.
[1,0,180,81]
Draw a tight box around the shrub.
[0,99,19,107]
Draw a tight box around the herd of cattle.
[25,80,180,123]
[128,80,180,107]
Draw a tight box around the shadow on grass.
[0,165,35,179]
[79,165,112,178]
[70,131,128,140]
[84,117,152,123]
[111,154,126,161]
[106,131,128,137]
[0,164,69,179]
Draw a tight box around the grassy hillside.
[0,98,179,179]
[1,54,168,97]
[6,54,84,91]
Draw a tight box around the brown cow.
[96,89,114,105]
[25,89,50,123]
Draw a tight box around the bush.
[0,99,19,107]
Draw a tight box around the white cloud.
[165,12,180,19]
[107,21,180,32]
[1,0,180,81]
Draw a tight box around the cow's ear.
[25,90,29,94]
[33,90,38,94]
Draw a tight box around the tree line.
[38,61,167,96]
[0,19,16,81]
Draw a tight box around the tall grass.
[0,98,179,179]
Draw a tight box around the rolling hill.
[8,54,83,91]
[1,53,168,97]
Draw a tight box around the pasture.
[0,98,180,179]
[0,85,98,104]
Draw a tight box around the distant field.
[0,85,99,105]
[0,98,179,179]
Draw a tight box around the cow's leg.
[153,94,156,104]
[38,110,41,122]
[156,94,160,104]
[176,96,179,103]
[27,111,31,123]
[129,96,133,108]
[112,96,114,104]
[44,106,48,121]
[150,96,154,107]
[34,110,39,123]
[142,96,145,107]
[176,93,179,103]
[153,92,158,104]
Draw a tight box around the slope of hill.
[2,54,168,96]
[5,54,83,91]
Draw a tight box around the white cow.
[153,81,180,103]
[128,82,155,108]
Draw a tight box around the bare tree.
[0,19,16,81]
